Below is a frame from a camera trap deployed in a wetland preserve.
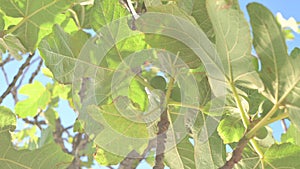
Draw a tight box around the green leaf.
[248,3,300,130]
[129,79,148,111]
[0,35,26,60]
[94,147,123,166]
[52,83,71,99]
[281,124,300,146]
[217,114,245,144]
[90,0,128,30]
[264,143,300,168]
[170,86,181,102]
[15,81,51,118]
[85,104,148,157]
[38,127,55,147]
[144,0,162,8]
[39,25,89,83]
[0,0,75,51]
[178,0,215,42]
[44,108,58,129]
[73,119,85,133]
[0,130,72,169]
[70,4,93,29]
[236,143,300,168]
[194,129,226,168]
[207,0,262,90]
[0,12,4,31]
[0,106,16,130]
[144,4,203,69]
[164,136,195,169]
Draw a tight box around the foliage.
[0,0,299,168]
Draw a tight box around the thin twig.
[54,118,71,154]
[29,58,43,83]
[11,86,18,104]
[0,55,13,67]
[16,66,30,89]
[281,119,288,133]
[1,67,9,84]
[0,53,34,104]
[16,56,40,89]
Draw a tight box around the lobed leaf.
[248,3,300,130]
[15,81,51,118]
[206,0,262,90]
[0,0,75,51]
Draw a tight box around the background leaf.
[0,106,16,130]
[15,81,51,118]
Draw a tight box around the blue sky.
[0,1,299,169]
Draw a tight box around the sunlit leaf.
[217,114,244,144]
[207,0,263,91]
[39,25,89,83]
[15,81,51,118]
[248,3,300,130]
[281,124,300,146]
[90,0,128,30]
[94,148,123,166]
[0,0,75,51]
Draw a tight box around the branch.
[153,108,169,169]
[67,133,89,169]
[118,139,156,169]
[219,136,250,169]
[53,118,71,154]
[0,55,13,67]
[119,150,142,169]
[29,58,43,83]
[22,118,46,130]
[281,119,288,133]
[0,53,34,104]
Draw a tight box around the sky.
[0,1,299,169]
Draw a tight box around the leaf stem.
[165,77,175,104]
[249,139,263,159]
[245,104,279,139]
[0,53,34,104]
[168,100,205,112]
[229,82,250,127]
[261,112,289,128]
[135,75,155,91]
[229,83,264,160]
